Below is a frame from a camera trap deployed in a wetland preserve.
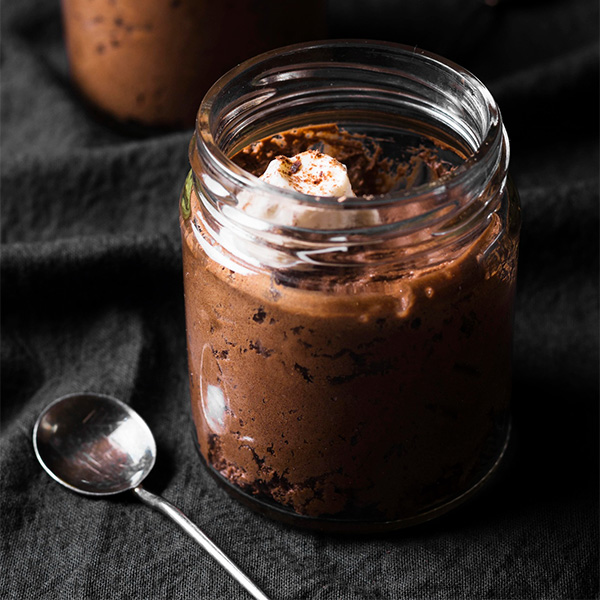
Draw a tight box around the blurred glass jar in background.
[61,0,326,129]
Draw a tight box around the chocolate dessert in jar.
[180,41,521,532]
[60,0,326,128]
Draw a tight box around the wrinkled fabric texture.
[1,1,598,598]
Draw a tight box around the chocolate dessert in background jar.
[60,0,326,129]
[179,41,521,532]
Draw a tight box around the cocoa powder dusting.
[290,159,302,174]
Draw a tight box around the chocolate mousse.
[61,1,327,128]
[181,125,518,528]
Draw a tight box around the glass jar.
[61,0,326,128]
[180,40,521,532]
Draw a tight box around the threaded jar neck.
[188,40,509,273]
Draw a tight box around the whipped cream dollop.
[259,150,355,198]
[236,149,383,232]
[217,149,380,267]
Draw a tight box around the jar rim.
[194,39,507,209]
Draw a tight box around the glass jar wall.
[180,41,521,532]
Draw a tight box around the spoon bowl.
[34,393,156,496]
[33,392,270,600]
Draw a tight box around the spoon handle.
[132,485,271,600]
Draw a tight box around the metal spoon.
[32,392,271,600]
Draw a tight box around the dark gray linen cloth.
[2,1,598,598]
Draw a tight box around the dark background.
[2,0,598,598]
